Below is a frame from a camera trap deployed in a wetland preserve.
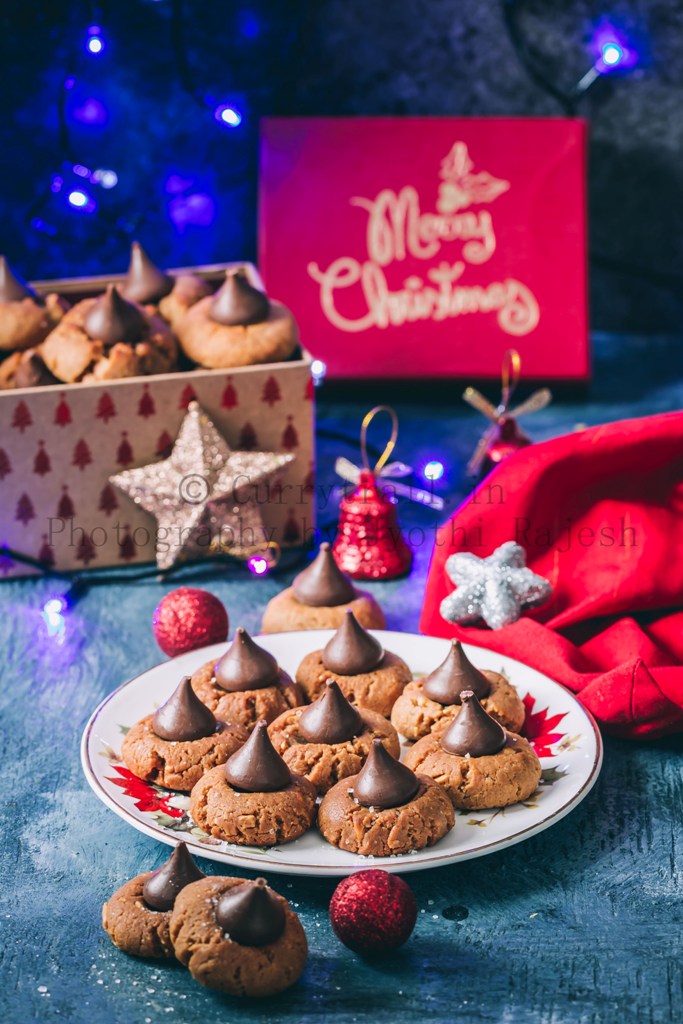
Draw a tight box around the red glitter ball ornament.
[152,587,229,657]
[329,869,417,955]
[332,469,412,581]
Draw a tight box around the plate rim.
[80,630,603,876]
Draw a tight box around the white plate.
[81,630,602,877]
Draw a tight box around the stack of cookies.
[0,244,300,389]
[119,546,541,862]
[102,842,307,997]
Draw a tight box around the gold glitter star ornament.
[110,401,295,569]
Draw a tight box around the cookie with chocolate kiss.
[176,267,300,369]
[102,841,205,959]
[121,676,248,791]
[170,875,308,996]
[262,543,386,634]
[190,721,317,846]
[41,282,176,383]
[190,627,304,729]
[268,681,401,793]
[318,739,454,856]
[391,639,526,740]
[295,611,412,718]
[0,255,68,352]
[403,691,542,810]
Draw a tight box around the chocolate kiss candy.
[142,841,205,912]
[0,255,36,302]
[322,611,384,676]
[292,542,357,607]
[83,284,147,345]
[224,720,292,792]
[423,640,491,706]
[210,269,270,326]
[214,627,279,692]
[215,878,285,947]
[152,676,217,741]
[440,690,506,758]
[298,681,364,744]
[354,739,419,809]
[121,241,173,304]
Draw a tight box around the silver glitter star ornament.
[110,401,295,570]
[440,541,552,630]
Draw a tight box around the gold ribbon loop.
[500,349,522,408]
[360,405,398,475]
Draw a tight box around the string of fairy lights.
[26,0,642,241]
[28,1,248,239]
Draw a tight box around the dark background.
[1,0,682,334]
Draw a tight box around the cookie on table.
[190,627,304,729]
[268,680,400,793]
[0,255,68,352]
[190,721,317,846]
[102,842,205,959]
[318,738,454,856]
[121,676,248,791]
[176,268,299,368]
[261,543,385,633]
[0,348,59,389]
[296,610,412,718]
[391,639,525,740]
[157,273,212,330]
[41,284,177,383]
[170,875,307,996]
[403,690,541,810]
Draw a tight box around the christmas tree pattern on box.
[0,360,315,576]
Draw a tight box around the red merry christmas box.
[259,117,589,380]
[0,263,315,578]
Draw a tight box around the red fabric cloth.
[419,410,683,738]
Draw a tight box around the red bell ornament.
[332,406,412,581]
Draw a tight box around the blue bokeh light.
[71,97,108,126]
[214,104,243,127]
[423,460,445,482]
[86,26,105,55]
[42,597,66,638]
[601,43,623,66]
[67,189,97,213]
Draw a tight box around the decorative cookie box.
[0,263,315,578]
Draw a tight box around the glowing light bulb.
[86,26,104,54]
[214,104,242,127]
[42,597,66,638]
[67,189,97,213]
[423,460,445,482]
[310,359,327,384]
[91,168,118,189]
[248,555,269,575]
[601,43,623,66]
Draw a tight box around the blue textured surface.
[1,332,683,1023]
